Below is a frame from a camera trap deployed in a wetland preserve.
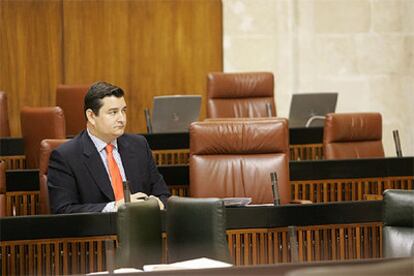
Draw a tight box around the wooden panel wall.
[0,0,63,136]
[0,0,222,135]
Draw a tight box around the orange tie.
[105,144,124,201]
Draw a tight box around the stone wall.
[223,0,414,156]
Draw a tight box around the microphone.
[392,130,403,157]
[288,226,299,263]
[305,115,326,128]
[123,181,131,203]
[270,172,280,206]
[144,108,153,134]
[105,240,115,273]
[266,103,273,117]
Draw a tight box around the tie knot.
[105,144,114,154]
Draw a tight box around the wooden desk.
[3,157,413,216]
[0,128,324,169]
[0,201,383,275]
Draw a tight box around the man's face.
[87,96,127,143]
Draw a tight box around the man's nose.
[117,111,126,121]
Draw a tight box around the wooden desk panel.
[227,222,382,266]
[1,222,382,275]
[1,236,117,275]
[3,158,413,216]
[0,203,384,275]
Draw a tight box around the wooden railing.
[5,191,39,216]
[291,176,414,203]
[152,149,190,165]
[0,156,26,170]
[227,222,382,266]
[0,236,117,275]
[0,222,382,275]
[290,144,323,161]
[3,177,413,217]
[1,143,323,171]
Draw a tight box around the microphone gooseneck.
[270,172,280,206]
[392,130,403,157]
[144,108,153,134]
[123,180,131,203]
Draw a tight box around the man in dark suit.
[48,81,170,214]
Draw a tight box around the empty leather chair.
[0,91,11,137]
[0,160,6,217]
[383,189,414,258]
[323,113,385,160]
[167,196,231,263]
[116,199,162,269]
[207,72,276,118]
[56,84,89,136]
[39,139,69,214]
[190,118,290,204]
[20,107,66,169]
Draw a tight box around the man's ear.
[86,109,95,126]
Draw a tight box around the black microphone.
[266,103,273,117]
[288,226,299,263]
[144,108,153,134]
[392,130,403,157]
[123,181,131,203]
[105,240,115,273]
[270,172,280,206]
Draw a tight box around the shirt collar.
[86,128,118,152]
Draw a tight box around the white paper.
[87,267,143,274]
[143,257,232,272]
[222,197,252,207]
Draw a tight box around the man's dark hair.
[84,81,124,118]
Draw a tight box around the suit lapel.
[118,135,140,192]
[81,131,115,201]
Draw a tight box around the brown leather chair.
[56,84,89,136]
[0,91,11,137]
[0,160,6,217]
[207,72,276,118]
[20,107,66,169]
[39,139,69,214]
[323,113,385,160]
[190,118,290,204]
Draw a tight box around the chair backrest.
[0,160,6,217]
[0,91,11,137]
[39,139,69,214]
[190,118,290,204]
[166,196,231,264]
[116,199,162,269]
[323,112,385,160]
[383,189,414,258]
[20,106,66,169]
[207,72,276,118]
[56,84,89,136]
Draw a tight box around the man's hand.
[148,195,165,210]
[130,192,149,201]
[116,192,164,210]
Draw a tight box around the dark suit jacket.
[48,130,171,214]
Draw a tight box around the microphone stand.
[393,130,403,157]
[123,181,131,203]
[270,172,280,206]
